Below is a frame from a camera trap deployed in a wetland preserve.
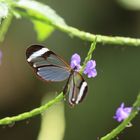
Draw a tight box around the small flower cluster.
[114,103,132,122]
[70,53,97,78]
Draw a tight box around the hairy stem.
[100,93,140,140]
[55,24,140,47]
[12,1,140,47]
[0,93,64,125]
[80,38,97,74]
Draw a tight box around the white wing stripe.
[76,81,87,104]
[27,48,49,62]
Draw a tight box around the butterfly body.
[26,45,88,106]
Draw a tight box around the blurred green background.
[0,0,140,140]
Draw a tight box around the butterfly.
[26,45,88,106]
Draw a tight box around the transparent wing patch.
[37,66,70,82]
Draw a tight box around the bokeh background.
[0,0,140,140]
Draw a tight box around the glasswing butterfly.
[26,45,88,106]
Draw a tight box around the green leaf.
[0,2,9,23]
[38,94,65,140]
[0,14,13,42]
[118,0,140,10]
[32,20,54,41]
[14,0,67,41]
[15,0,67,26]
[12,10,21,19]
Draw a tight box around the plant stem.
[100,93,140,140]
[55,24,140,46]
[79,38,97,74]
[0,93,64,125]
[13,1,140,47]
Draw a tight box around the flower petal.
[70,53,81,70]
[114,103,132,122]
[84,60,97,78]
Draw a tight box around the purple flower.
[84,60,97,78]
[70,54,97,78]
[70,53,81,71]
[0,50,2,65]
[113,103,132,122]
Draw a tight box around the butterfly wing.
[26,45,71,82]
[63,71,88,106]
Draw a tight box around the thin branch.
[79,38,97,74]
[12,1,140,47]
[100,93,140,140]
[0,93,64,125]
[55,25,140,47]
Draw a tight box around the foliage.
[0,1,9,23]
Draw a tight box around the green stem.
[12,1,140,47]
[79,38,97,74]
[100,93,140,140]
[0,93,64,125]
[0,13,13,42]
[55,24,140,47]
